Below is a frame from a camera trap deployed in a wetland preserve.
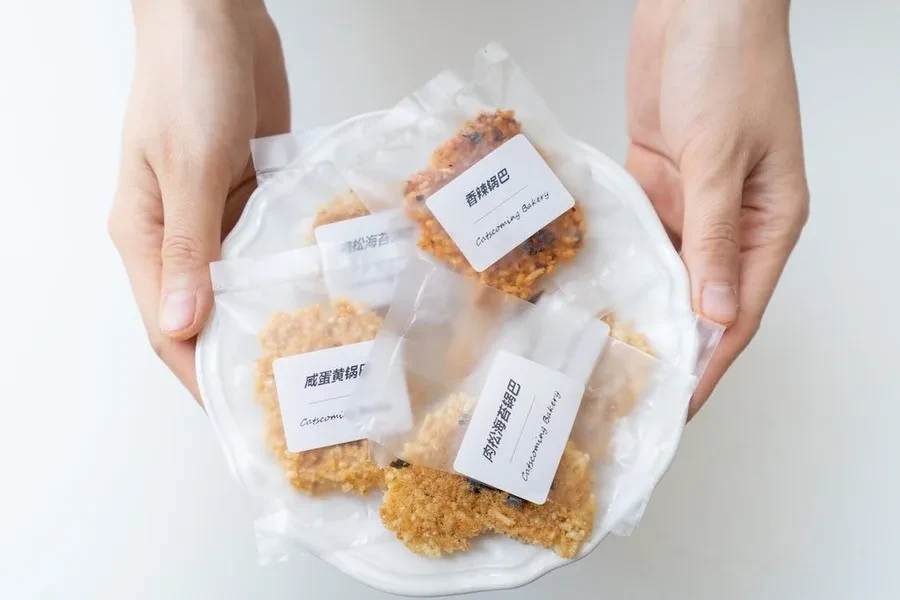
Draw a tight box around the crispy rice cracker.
[255,301,384,495]
[403,110,586,300]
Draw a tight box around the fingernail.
[160,290,196,333]
[700,283,738,325]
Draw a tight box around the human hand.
[625,0,809,418]
[109,0,290,401]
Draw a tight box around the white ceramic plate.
[198,112,698,597]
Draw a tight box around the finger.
[110,161,203,402]
[158,165,227,341]
[686,246,775,420]
[679,148,745,326]
[687,164,808,419]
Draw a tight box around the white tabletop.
[1,1,898,599]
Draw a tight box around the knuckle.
[765,183,811,246]
[697,218,740,256]
[160,232,204,267]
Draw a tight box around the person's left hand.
[108,0,290,401]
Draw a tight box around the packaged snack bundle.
[202,246,406,559]
[350,258,696,558]
[197,42,726,592]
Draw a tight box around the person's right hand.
[108,0,290,401]
[625,0,809,418]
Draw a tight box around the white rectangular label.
[273,341,373,452]
[453,350,585,504]
[425,134,575,272]
[314,211,413,307]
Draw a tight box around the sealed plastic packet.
[200,245,407,560]
[235,153,356,256]
[248,133,416,307]
[242,130,379,255]
[348,258,695,559]
[343,43,590,302]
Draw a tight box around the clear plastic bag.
[348,257,699,557]
[247,134,416,308]
[342,43,589,302]
[242,131,382,256]
[200,246,393,561]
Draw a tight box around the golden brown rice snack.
[402,110,586,300]
[379,392,595,558]
[255,301,384,495]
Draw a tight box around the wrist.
[643,0,791,21]
[132,0,267,27]
[133,0,265,11]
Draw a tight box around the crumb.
[255,300,385,495]
[402,110,586,300]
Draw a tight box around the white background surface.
[1,1,898,598]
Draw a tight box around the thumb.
[680,155,743,325]
[158,178,225,340]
